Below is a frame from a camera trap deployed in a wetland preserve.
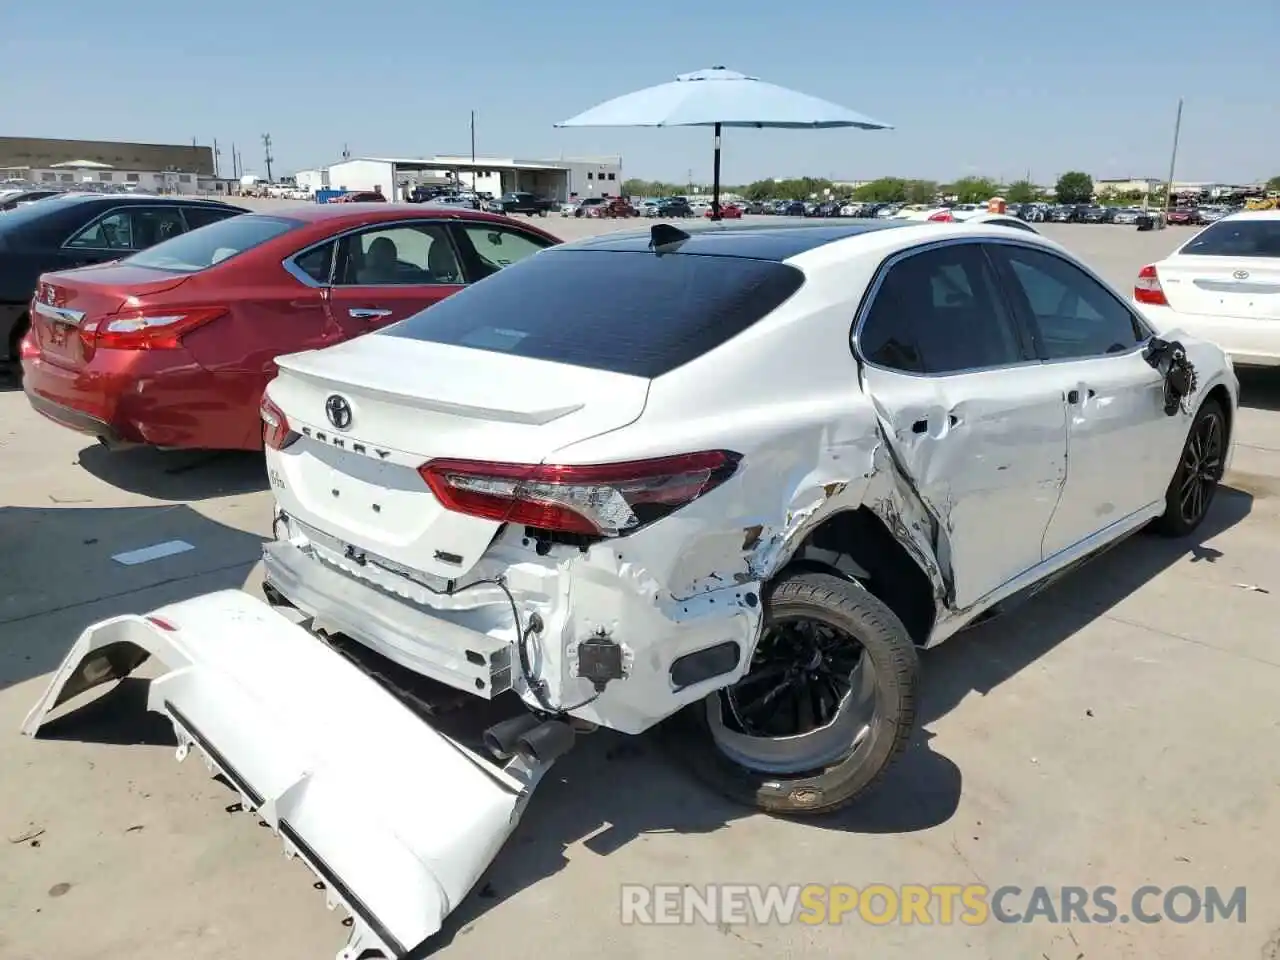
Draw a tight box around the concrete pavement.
[1,221,1278,960]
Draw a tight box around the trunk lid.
[31,265,192,368]
[1158,255,1280,321]
[269,334,650,579]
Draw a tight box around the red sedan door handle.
[348,307,393,320]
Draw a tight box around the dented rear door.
[856,240,1067,608]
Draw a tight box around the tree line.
[623,171,1280,206]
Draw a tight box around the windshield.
[1180,219,1280,258]
[126,214,300,272]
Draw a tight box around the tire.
[1151,397,1227,537]
[668,571,918,815]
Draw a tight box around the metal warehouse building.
[0,136,214,176]
[320,154,623,201]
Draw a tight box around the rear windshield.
[1180,219,1280,258]
[381,248,805,378]
[126,214,299,272]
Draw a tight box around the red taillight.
[419,451,742,537]
[19,329,38,359]
[260,394,298,451]
[1134,264,1168,306]
[92,306,228,350]
[928,210,954,222]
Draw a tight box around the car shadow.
[0,362,20,392]
[918,485,1252,725]
[1236,368,1280,412]
[75,444,269,501]
[0,503,265,693]
[431,488,1254,949]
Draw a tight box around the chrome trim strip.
[32,301,85,324]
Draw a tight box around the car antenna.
[649,222,690,254]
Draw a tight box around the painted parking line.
[111,540,196,566]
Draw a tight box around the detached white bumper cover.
[22,589,538,960]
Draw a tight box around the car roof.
[273,203,534,226]
[1220,209,1280,222]
[560,219,917,261]
[34,193,240,207]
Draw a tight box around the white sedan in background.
[1134,210,1280,366]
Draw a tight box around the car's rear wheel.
[1152,397,1227,537]
[670,571,918,815]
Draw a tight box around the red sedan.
[23,205,560,451]
[704,204,743,219]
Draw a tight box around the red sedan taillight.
[1134,264,1168,306]
[418,451,742,537]
[19,329,38,359]
[90,306,228,350]
[260,395,298,451]
[928,210,955,222]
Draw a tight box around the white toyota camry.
[258,219,1237,816]
[1134,209,1280,366]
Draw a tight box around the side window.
[334,223,461,286]
[130,208,188,249]
[293,241,336,284]
[996,246,1145,360]
[859,243,1026,375]
[454,224,551,280]
[183,206,241,230]
[66,211,134,250]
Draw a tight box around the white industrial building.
[317,154,623,201]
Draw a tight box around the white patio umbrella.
[556,66,892,220]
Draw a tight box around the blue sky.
[5,0,1276,186]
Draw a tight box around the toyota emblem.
[1233,269,1250,280]
[325,394,353,429]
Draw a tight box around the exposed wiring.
[409,570,600,716]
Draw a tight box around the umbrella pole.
[711,122,722,221]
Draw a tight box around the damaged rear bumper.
[22,589,553,960]
[263,538,514,697]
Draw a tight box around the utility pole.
[213,138,221,178]
[470,110,477,192]
[342,143,351,160]
[1163,98,1184,215]
[262,133,274,184]
[231,143,239,180]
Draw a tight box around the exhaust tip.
[515,720,576,766]
[483,712,544,760]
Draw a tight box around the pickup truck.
[484,191,554,217]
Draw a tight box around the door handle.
[1067,388,1097,405]
[348,307,393,319]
